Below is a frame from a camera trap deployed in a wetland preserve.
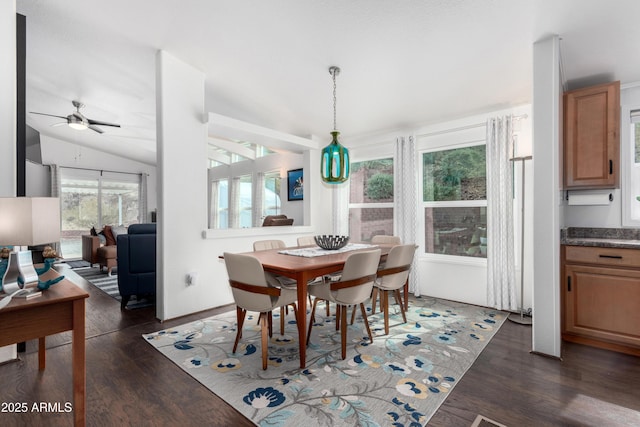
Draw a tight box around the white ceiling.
[16,0,640,166]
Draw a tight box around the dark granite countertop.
[561,227,640,249]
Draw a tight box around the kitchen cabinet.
[562,245,640,356]
[563,81,620,189]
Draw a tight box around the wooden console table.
[0,269,89,426]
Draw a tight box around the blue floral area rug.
[143,297,506,426]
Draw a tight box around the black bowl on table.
[314,235,350,250]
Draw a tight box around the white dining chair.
[253,239,286,251]
[307,249,381,359]
[224,252,299,370]
[368,234,402,314]
[372,244,416,335]
[297,236,316,246]
[371,235,402,245]
[252,239,298,335]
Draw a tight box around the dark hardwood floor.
[1,264,639,426]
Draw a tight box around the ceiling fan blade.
[30,111,67,120]
[88,125,105,134]
[52,122,67,127]
[87,119,121,128]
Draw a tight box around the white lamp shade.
[0,197,61,246]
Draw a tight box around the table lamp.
[0,197,61,294]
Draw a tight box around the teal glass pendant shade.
[321,131,350,184]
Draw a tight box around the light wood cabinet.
[563,81,620,189]
[562,245,640,356]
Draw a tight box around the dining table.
[243,242,394,368]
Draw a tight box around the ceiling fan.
[30,100,121,134]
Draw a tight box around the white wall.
[418,107,533,308]
[156,50,210,320]
[157,52,334,320]
[38,134,157,214]
[25,160,49,196]
[349,106,534,310]
[532,35,562,358]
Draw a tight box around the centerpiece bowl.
[314,235,350,250]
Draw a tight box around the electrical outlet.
[186,272,198,286]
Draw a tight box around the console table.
[0,269,89,426]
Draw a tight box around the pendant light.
[321,66,350,184]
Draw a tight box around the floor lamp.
[508,155,532,325]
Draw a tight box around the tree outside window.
[349,159,394,241]
[422,144,487,258]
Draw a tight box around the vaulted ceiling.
[17,0,640,166]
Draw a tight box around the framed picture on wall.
[287,168,303,201]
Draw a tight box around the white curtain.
[210,180,219,228]
[49,164,61,197]
[49,164,62,256]
[139,173,148,223]
[333,183,349,236]
[229,177,240,229]
[253,172,265,227]
[394,135,420,297]
[486,116,517,310]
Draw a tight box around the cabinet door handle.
[609,159,613,175]
[567,276,571,292]
[599,254,623,259]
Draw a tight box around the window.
[623,109,640,225]
[211,179,229,229]
[348,158,394,241]
[421,144,487,258]
[210,173,281,229]
[237,174,252,228]
[262,171,282,218]
[60,170,141,258]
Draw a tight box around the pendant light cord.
[333,72,337,131]
[330,66,340,131]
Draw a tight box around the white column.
[532,35,562,357]
[156,50,207,320]
[0,0,18,362]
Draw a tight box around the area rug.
[144,297,506,426]
[75,267,154,309]
[74,267,120,299]
[64,259,92,269]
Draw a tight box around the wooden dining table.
[244,243,394,368]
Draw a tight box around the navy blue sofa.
[117,223,156,309]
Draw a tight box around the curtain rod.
[51,165,147,177]
[417,113,528,139]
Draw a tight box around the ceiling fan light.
[68,115,88,130]
[68,122,88,130]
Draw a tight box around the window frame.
[262,170,282,219]
[348,156,395,242]
[418,139,488,265]
[59,168,141,258]
[622,106,640,227]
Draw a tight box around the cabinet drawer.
[564,245,640,268]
